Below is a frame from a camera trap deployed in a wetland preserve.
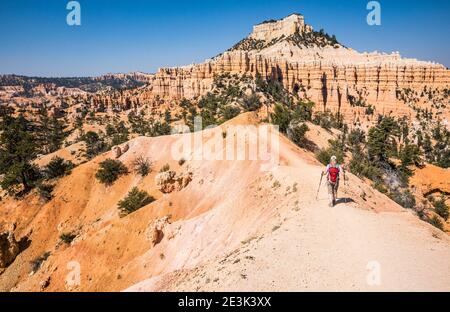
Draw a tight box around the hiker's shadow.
[335,198,355,205]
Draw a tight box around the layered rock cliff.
[148,13,450,124]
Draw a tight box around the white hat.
[330,155,337,161]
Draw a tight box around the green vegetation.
[83,131,107,159]
[220,105,241,121]
[106,120,129,146]
[95,159,128,186]
[347,95,367,108]
[271,100,315,134]
[127,110,171,137]
[118,187,155,216]
[367,116,400,162]
[0,74,145,94]
[433,197,449,221]
[36,105,68,154]
[287,28,339,48]
[230,27,340,51]
[398,144,422,176]
[178,158,186,166]
[0,63,447,233]
[316,139,345,166]
[430,122,450,168]
[159,163,170,173]
[37,183,54,202]
[389,189,416,209]
[60,233,76,244]
[288,123,310,148]
[271,104,292,133]
[133,156,152,177]
[241,93,262,112]
[43,156,74,179]
[30,251,51,274]
[0,109,41,196]
[312,111,344,131]
[256,74,291,104]
[429,215,444,230]
[348,136,381,181]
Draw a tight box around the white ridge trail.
[126,129,450,292]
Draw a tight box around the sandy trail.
[232,201,450,291]
[128,155,450,292]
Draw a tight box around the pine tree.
[36,105,67,153]
[107,120,129,146]
[83,131,107,159]
[128,110,150,135]
[422,133,434,163]
[0,110,40,195]
[47,115,66,153]
[399,143,422,178]
[367,116,399,162]
[271,103,292,133]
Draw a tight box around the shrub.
[133,156,152,177]
[199,109,218,129]
[429,215,444,230]
[178,158,186,166]
[313,111,333,131]
[118,187,155,216]
[83,131,107,159]
[433,197,449,221]
[347,129,366,147]
[220,106,241,121]
[288,123,309,148]
[60,233,76,244]
[373,181,388,194]
[107,121,129,146]
[95,159,128,186]
[316,140,345,165]
[389,189,416,209]
[365,105,375,115]
[348,149,382,181]
[293,100,315,122]
[149,120,172,137]
[1,162,41,197]
[37,183,54,202]
[43,156,74,179]
[271,103,291,133]
[159,163,170,173]
[30,251,51,273]
[241,94,261,111]
[399,144,422,169]
[316,149,332,166]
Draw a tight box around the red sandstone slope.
[0,113,449,292]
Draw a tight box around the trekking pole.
[343,169,348,203]
[316,172,324,200]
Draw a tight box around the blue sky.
[0,0,449,77]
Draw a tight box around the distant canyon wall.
[150,50,450,122]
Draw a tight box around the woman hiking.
[324,155,346,207]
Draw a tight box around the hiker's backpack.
[327,165,340,184]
